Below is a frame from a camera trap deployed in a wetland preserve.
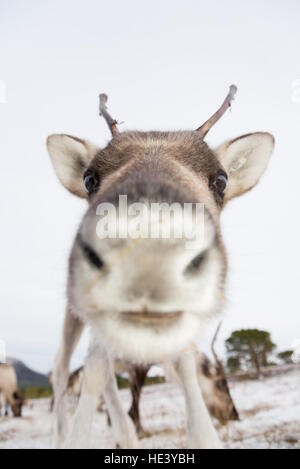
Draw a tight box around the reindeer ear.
[46,134,100,198]
[215,132,274,201]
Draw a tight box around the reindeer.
[51,352,238,435]
[49,367,84,413]
[47,86,274,448]
[0,363,24,417]
[206,323,239,423]
[0,391,9,416]
[113,326,239,434]
[111,352,239,434]
[130,327,239,433]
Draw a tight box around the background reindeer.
[0,363,24,417]
[50,344,238,435]
[47,87,274,448]
[49,367,84,413]
[198,323,239,424]
[0,391,9,417]
[122,325,239,434]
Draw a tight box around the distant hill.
[6,357,50,388]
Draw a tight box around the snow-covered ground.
[0,368,299,449]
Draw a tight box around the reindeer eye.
[212,172,227,196]
[83,171,99,194]
[216,174,227,194]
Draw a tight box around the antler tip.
[229,84,238,97]
[98,93,119,136]
[99,93,108,105]
[196,84,238,137]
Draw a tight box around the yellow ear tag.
[229,156,247,173]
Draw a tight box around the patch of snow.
[0,369,299,449]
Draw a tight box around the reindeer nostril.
[77,235,104,270]
[185,250,207,274]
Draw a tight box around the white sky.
[0,0,300,373]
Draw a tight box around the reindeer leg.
[64,339,109,449]
[174,351,222,449]
[64,339,138,449]
[103,360,139,448]
[52,307,84,448]
[128,365,149,435]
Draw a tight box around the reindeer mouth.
[121,310,183,325]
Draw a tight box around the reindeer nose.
[125,270,170,303]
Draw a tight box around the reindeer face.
[10,390,23,417]
[199,356,239,424]
[212,376,239,423]
[47,92,274,362]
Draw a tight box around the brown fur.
[89,131,224,210]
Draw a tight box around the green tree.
[277,350,293,364]
[226,356,241,373]
[226,329,276,378]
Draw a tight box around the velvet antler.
[99,93,119,136]
[196,85,237,138]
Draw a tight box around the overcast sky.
[0,0,300,373]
